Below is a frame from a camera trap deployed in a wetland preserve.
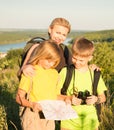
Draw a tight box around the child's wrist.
[29,101,33,109]
[95,97,101,104]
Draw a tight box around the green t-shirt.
[58,67,107,130]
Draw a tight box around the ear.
[88,56,93,61]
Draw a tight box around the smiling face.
[72,55,93,70]
[48,25,69,44]
[71,37,94,71]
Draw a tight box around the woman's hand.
[22,64,35,77]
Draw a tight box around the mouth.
[55,39,61,43]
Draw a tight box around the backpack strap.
[92,69,101,122]
[64,46,70,65]
[27,37,46,44]
[60,44,70,65]
[92,69,101,95]
[61,64,75,95]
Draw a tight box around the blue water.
[0,42,26,52]
[0,38,72,53]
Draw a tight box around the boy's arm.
[96,92,106,104]
[86,92,106,105]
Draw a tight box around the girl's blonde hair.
[28,40,61,68]
[49,17,71,33]
[72,37,94,57]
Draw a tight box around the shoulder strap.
[92,69,101,122]
[61,65,75,95]
[60,44,69,65]
[92,69,101,95]
[64,46,69,65]
[27,37,46,44]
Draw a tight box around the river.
[0,38,72,53]
[0,42,26,52]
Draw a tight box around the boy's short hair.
[49,17,71,33]
[72,37,94,57]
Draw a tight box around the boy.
[58,37,107,130]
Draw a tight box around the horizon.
[0,28,114,32]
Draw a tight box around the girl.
[16,40,63,130]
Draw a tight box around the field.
[0,29,114,130]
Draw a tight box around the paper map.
[38,100,78,120]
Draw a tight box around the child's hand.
[89,64,101,71]
[64,97,71,105]
[72,95,82,105]
[86,95,98,105]
[31,102,42,112]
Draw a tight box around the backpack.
[19,37,46,68]
[17,37,46,79]
[61,64,102,121]
[17,37,71,79]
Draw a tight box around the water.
[0,42,26,52]
[0,38,72,53]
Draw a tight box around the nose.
[50,62,55,67]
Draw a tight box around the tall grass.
[99,91,114,130]
[0,49,114,130]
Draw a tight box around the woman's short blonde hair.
[28,40,61,68]
[49,17,71,33]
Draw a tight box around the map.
[38,100,78,120]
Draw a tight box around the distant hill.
[0,29,48,44]
[75,29,114,43]
[0,29,114,44]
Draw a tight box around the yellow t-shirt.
[19,65,60,102]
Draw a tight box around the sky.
[0,0,114,31]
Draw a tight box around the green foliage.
[0,49,23,70]
[0,68,21,130]
[80,30,114,43]
[0,30,114,130]
[0,105,8,130]
[99,91,114,130]
[0,49,22,130]
[91,42,114,83]
[0,29,48,44]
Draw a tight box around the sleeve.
[97,75,107,95]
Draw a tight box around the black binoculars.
[74,90,91,105]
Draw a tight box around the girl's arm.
[57,94,72,104]
[16,88,42,112]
